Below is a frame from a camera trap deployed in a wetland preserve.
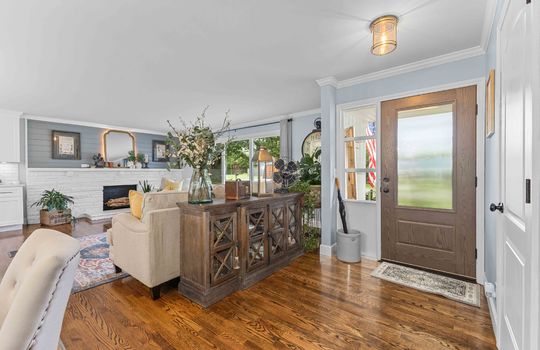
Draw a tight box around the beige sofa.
[107,191,188,299]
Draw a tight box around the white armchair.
[107,191,188,299]
[0,229,80,350]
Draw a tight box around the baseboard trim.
[319,243,336,256]
[485,286,498,340]
[0,224,22,232]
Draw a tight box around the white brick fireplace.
[26,168,189,224]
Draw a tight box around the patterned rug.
[371,262,480,307]
[73,232,128,293]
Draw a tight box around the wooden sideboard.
[177,193,303,307]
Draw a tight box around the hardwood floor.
[2,223,496,349]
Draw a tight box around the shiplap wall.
[27,119,167,169]
[0,163,20,184]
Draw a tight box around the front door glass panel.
[397,104,453,209]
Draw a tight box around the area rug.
[371,262,480,307]
[72,232,128,293]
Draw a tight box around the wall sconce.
[370,15,398,56]
[252,147,274,197]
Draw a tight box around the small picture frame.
[152,140,169,162]
[52,131,81,160]
[485,69,495,138]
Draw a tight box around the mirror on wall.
[103,130,135,163]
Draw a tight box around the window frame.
[337,103,379,204]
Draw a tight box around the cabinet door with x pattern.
[268,202,287,262]
[209,211,239,287]
[244,204,268,272]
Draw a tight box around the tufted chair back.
[0,229,80,350]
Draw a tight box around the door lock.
[489,202,504,213]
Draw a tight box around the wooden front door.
[381,86,477,278]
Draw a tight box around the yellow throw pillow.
[129,190,143,219]
[162,178,180,192]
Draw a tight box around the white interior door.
[497,1,535,349]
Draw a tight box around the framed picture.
[485,69,495,138]
[152,140,169,162]
[52,131,81,160]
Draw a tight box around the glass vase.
[188,167,213,204]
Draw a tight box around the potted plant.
[166,106,231,204]
[31,189,74,226]
[136,152,145,169]
[127,151,137,168]
[289,181,320,252]
[139,180,153,193]
[297,148,321,208]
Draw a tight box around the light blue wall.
[27,119,167,168]
[484,0,505,291]
[337,55,486,104]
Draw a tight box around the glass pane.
[345,139,376,170]
[397,104,453,209]
[209,144,223,184]
[226,140,250,181]
[345,171,377,201]
[343,106,376,138]
[254,136,280,159]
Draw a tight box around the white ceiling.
[0,0,490,131]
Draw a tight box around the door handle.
[489,202,504,213]
[381,177,390,193]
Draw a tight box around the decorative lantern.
[370,15,398,56]
[252,147,274,197]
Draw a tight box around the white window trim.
[337,103,379,204]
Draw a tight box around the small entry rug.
[72,232,128,293]
[371,262,480,307]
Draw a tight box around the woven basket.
[40,209,72,226]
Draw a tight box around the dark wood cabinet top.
[177,193,302,211]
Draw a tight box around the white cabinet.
[0,111,22,163]
[0,186,24,231]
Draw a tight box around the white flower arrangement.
[166,106,231,169]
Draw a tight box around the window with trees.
[210,135,280,184]
[343,106,377,201]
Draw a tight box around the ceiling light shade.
[370,15,398,56]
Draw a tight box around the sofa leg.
[150,286,161,300]
[168,277,180,288]
[114,265,122,274]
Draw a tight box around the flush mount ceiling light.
[370,15,398,56]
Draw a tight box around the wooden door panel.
[381,86,476,278]
[396,220,455,252]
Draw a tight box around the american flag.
[365,122,376,187]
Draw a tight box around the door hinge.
[475,104,478,116]
[526,0,531,4]
[475,176,478,188]
[475,249,478,260]
[526,178,531,203]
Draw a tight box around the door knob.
[382,188,389,193]
[489,202,504,213]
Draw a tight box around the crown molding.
[23,114,167,135]
[480,0,497,52]
[0,109,24,118]
[316,76,338,88]
[336,45,485,89]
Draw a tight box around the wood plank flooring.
[2,223,496,349]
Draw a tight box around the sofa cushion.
[129,190,143,219]
[141,191,188,220]
[112,212,148,233]
[160,177,181,191]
